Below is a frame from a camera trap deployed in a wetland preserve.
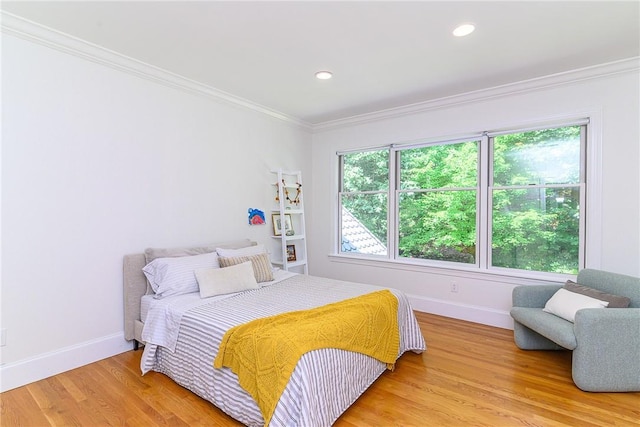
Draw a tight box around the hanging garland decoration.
[286,181,302,205]
[274,179,302,206]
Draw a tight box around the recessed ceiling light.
[315,71,333,80]
[453,23,475,37]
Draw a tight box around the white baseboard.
[408,294,514,330]
[0,332,133,392]
[0,299,511,392]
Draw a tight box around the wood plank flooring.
[2,312,638,426]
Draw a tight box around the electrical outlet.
[1,329,6,347]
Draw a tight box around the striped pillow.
[218,252,274,283]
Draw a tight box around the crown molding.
[312,57,640,132]
[0,11,312,131]
[3,11,637,135]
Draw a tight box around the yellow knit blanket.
[213,289,400,425]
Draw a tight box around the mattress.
[140,273,426,426]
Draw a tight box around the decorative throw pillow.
[543,288,609,322]
[143,252,219,299]
[563,280,631,308]
[196,261,259,298]
[218,252,274,283]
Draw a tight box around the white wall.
[309,65,640,329]
[0,34,312,390]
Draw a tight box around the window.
[338,123,586,276]
[490,126,583,273]
[339,150,389,256]
[398,140,479,263]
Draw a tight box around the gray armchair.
[510,269,640,392]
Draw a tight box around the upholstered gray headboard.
[123,239,257,346]
[123,253,148,342]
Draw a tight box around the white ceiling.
[3,1,639,124]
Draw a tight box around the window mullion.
[388,148,398,260]
[578,182,586,269]
[579,123,587,269]
[337,155,344,254]
[478,133,490,270]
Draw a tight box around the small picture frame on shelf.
[272,213,293,236]
[286,244,297,262]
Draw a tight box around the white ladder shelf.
[270,169,308,274]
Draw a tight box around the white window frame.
[485,124,587,276]
[334,116,600,281]
[391,137,482,267]
[338,147,391,258]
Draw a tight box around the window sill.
[328,253,576,286]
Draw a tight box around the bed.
[123,239,426,426]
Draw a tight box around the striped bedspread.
[140,274,426,427]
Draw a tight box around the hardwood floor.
[2,312,638,426]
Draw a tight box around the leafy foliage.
[341,150,388,243]
[342,150,388,192]
[397,142,478,263]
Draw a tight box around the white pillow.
[195,261,259,298]
[543,288,609,322]
[142,252,219,299]
[216,244,266,257]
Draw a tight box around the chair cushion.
[510,307,577,350]
[564,280,631,308]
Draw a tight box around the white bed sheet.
[140,294,154,322]
[141,269,295,353]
